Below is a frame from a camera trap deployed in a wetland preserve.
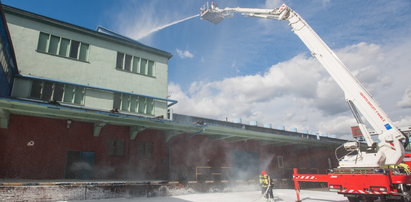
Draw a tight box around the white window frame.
[29,79,85,105]
[115,52,156,77]
[37,32,89,62]
[113,93,155,116]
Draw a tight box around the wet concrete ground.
[73,189,349,202]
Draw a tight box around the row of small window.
[113,93,155,115]
[116,52,155,77]
[30,80,85,105]
[37,32,156,78]
[28,80,156,116]
[37,32,89,62]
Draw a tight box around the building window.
[138,141,153,159]
[29,79,85,105]
[115,52,155,77]
[37,32,49,52]
[147,61,154,76]
[49,35,60,55]
[79,43,89,61]
[107,139,125,157]
[132,56,139,73]
[140,58,147,75]
[37,32,89,62]
[59,38,70,57]
[69,40,80,59]
[116,52,124,69]
[124,54,132,71]
[113,93,155,115]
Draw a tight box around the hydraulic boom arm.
[200,2,406,168]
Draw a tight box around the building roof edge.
[2,4,173,59]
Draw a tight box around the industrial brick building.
[0,4,345,183]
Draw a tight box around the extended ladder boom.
[200,3,406,167]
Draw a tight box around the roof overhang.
[0,97,345,147]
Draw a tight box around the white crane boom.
[200,3,406,168]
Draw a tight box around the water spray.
[137,14,200,40]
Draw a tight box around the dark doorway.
[65,151,95,179]
[232,151,260,179]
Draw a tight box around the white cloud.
[264,0,282,9]
[170,52,339,134]
[176,49,194,59]
[398,88,411,108]
[394,116,411,128]
[169,39,411,138]
[318,115,356,139]
[317,0,331,7]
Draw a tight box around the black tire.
[403,196,411,202]
[347,196,360,202]
[363,196,376,202]
[380,196,409,202]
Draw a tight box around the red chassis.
[292,168,411,202]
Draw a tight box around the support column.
[0,109,9,129]
[93,122,106,137]
[129,126,145,140]
[165,131,181,142]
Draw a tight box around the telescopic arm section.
[200,2,406,167]
[200,2,290,24]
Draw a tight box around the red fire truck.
[200,3,411,201]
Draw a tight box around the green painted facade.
[4,6,172,118]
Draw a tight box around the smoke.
[93,165,115,179]
[259,154,276,172]
[70,162,92,171]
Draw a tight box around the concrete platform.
[0,179,268,201]
[0,180,168,201]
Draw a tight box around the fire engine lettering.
[360,92,386,122]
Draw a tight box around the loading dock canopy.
[0,97,346,147]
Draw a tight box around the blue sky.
[4,0,411,138]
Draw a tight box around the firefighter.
[383,162,411,175]
[259,170,274,201]
[398,162,411,175]
[259,170,267,194]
